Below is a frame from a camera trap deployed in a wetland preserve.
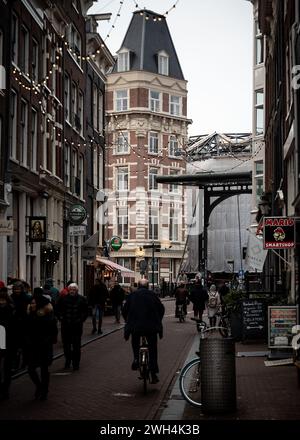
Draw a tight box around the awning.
[95,256,135,278]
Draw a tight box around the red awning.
[95,256,135,278]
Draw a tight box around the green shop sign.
[110,236,122,251]
[68,204,87,225]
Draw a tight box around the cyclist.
[174,281,189,318]
[122,278,165,384]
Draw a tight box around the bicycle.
[177,304,185,322]
[179,320,228,407]
[215,305,231,338]
[139,336,150,394]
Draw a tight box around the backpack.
[208,292,218,308]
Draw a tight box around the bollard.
[200,337,236,413]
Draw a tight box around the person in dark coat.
[56,283,88,370]
[88,279,108,334]
[189,277,208,320]
[174,281,189,317]
[0,288,15,400]
[10,281,32,370]
[110,281,125,323]
[122,278,165,384]
[25,288,58,400]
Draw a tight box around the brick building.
[105,10,190,286]
[0,0,113,293]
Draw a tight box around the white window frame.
[10,90,17,159]
[98,90,103,132]
[20,99,28,166]
[149,257,159,286]
[170,95,181,116]
[64,74,70,123]
[71,81,78,128]
[255,89,264,135]
[149,132,159,154]
[117,206,129,239]
[117,166,129,191]
[68,24,82,67]
[254,160,264,206]
[148,207,159,240]
[20,25,29,74]
[150,90,160,112]
[30,108,37,171]
[117,50,129,72]
[116,90,128,112]
[93,84,97,128]
[65,143,71,188]
[169,207,179,241]
[255,21,264,65]
[169,135,179,157]
[116,132,129,154]
[32,39,39,83]
[169,169,179,193]
[78,90,83,135]
[149,167,159,191]
[158,51,169,76]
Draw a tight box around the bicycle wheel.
[139,351,149,394]
[179,358,202,407]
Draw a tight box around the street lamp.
[143,242,161,290]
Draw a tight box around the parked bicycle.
[138,336,150,394]
[179,319,228,407]
[215,305,231,338]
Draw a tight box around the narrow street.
[0,299,196,420]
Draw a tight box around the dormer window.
[158,50,169,76]
[117,49,130,72]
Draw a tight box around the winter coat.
[206,289,221,318]
[0,301,15,351]
[110,285,125,306]
[56,293,88,327]
[88,283,108,307]
[189,283,208,310]
[174,286,189,304]
[25,299,58,367]
[122,287,165,339]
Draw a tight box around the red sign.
[263,217,295,249]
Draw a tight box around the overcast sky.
[89,0,253,136]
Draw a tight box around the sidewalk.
[161,333,300,420]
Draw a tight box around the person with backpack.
[206,284,221,328]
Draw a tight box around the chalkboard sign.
[242,299,266,340]
[268,306,299,349]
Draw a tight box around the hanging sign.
[29,216,46,242]
[0,219,14,236]
[263,217,295,249]
[110,236,122,251]
[68,204,87,225]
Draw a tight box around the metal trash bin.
[200,337,236,413]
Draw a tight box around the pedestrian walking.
[189,276,208,320]
[24,288,58,400]
[88,278,108,334]
[10,281,32,370]
[56,283,88,370]
[206,284,221,328]
[0,288,15,400]
[122,278,165,384]
[174,281,189,317]
[109,281,125,323]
